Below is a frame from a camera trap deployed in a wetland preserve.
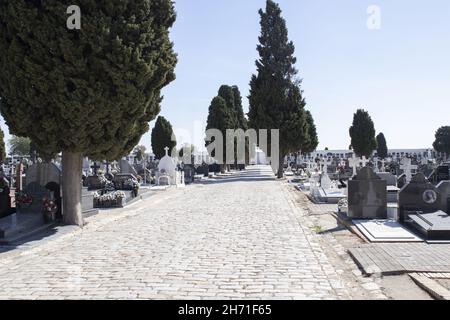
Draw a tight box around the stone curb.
[409,273,450,300]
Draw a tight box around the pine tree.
[433,126,450,160]
[151,116,176,160]
[248,0,312,178]
[0,128,5,163]
[0,1,177,226]
[349,109,377,158]
[376,133,388,159]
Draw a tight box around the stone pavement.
[349,243,450,275]
[0,166,379,300]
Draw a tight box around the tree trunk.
[220,164,226,174]
[62,151,84,226]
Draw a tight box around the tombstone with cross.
[361,156,369,168]
[400,157,418,183]
[348,153,361,177]
[91,162,100,176]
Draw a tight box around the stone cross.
[320,159,326,173]
[164,146,170,157]
[103,161,110,174]
[400,158,418,183]
[380,159,386,173]
[361,156,369,168]
[91,162,100,175]
[348,154,361,177]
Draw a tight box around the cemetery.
[0,0,450,302]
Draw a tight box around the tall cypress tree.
[349,109,377,158]
[151,116,176,160]
[248,0,312,178]
[231,86,248,130]
[205,96,235,172]
[301,111,319,154]
[0,1,177,225]
[376,133,388,159]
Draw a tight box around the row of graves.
[291,155,450,243]
[0,162,98,242]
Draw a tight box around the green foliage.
[206,85,248,163]
[0,0,177,161]
[433,126,450,157]
[248,0,316,166]
[151,116,176,160]
[8,135,31,157]
[0,128,5,162]
[376,132,388,159]
[302,111,319,153]
[232,86,248,130]
[205,96,235,161]
[349,109,377,158]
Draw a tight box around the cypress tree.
[376,133,388,159]
[248,0,311,178]
[349,109,377,158]
[433,126,450,160]
[151,116,176,160]
[205,96,235,172]
[231,86,248,130]
[0,1,177,225]
[301,111,319,154]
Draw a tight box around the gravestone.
[120,159,138,176]
[400,158,418,183]
[377,172,397,186]
[20,182,52,214]
[25,163,61,187]
[0,175,11,218]
[86,175,107,190]
[435,163,450,184]
[209,163,221,174]
[113,173,138,191]
[397,174,407,189]
[437,181,450,213]
[377,172,399,203]
[348,154,361,177]
[399,174,450,240]
[183,165,195,185]
[196,164,209,177]
[399,173,444,222]
[347,167,387,219]
[320,173,332,190]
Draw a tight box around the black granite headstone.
[348,167,387,219]
[437,181,450,213]
[399,173,443,223]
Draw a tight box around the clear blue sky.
[2,0,449,153]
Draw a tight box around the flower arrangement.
[15,191,33,208]
[42,198,58,222]
[94,191,126,208]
